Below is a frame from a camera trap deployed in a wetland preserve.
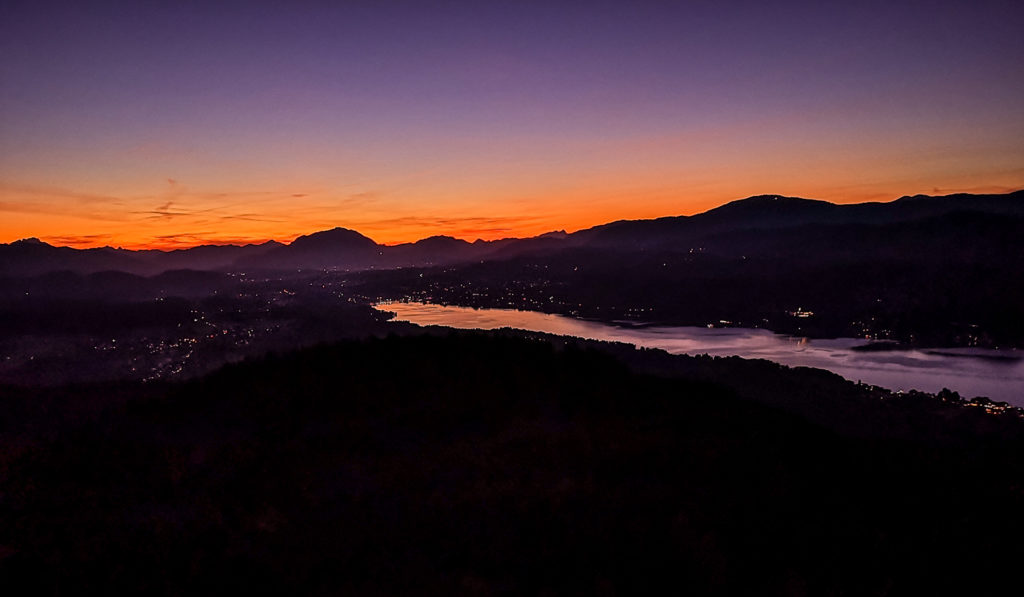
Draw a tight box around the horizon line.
[5,188,1021,252]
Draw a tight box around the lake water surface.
[376,302,1024,406]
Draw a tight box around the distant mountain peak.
[731,194,823,204]
[289,227,378,249]
[413,235,467,245]
[13,237,49,246]
[705,194,835,216]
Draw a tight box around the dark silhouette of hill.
[388,235,478,266]
[1,332,1021,594]
[570,190,1024,249]
[570,195,838,248]
[135,240,283,271]
[238,227,383,271]
[0,238,282,276]
[0,238,150,276]
[240,230,564,272]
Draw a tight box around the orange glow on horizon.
[2,178,1022,251]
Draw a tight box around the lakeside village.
[859,382,1021,417]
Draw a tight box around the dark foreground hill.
[2,332,1021,595]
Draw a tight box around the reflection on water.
[376,302,1024,406]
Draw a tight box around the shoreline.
[372,299,1024,353]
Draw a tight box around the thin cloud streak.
[40,234,117,247]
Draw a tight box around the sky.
[2,0,1022,249]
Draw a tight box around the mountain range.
[2,190,1022,276]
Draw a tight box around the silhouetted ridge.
[385,235,479,266]
[701,194,837,219]
[240,227,383,271]
[2,190,1022,275]
[570,190,1024,249]
[288,227,379,250]
[418,234,461,244]
[12,237,48,246]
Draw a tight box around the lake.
[375,301,1024,406]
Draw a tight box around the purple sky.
[2,0,1022,247]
